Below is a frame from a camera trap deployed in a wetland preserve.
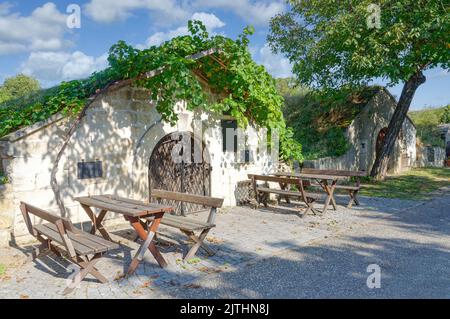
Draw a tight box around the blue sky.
[0,1,448,110]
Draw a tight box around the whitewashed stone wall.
[303,89,417,174]
[0,85,274,244]
[416,146,446,168]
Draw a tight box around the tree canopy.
[268,0,449,89]
[269,0,449,178]
[0,21,302,162]
[0,74,41,104]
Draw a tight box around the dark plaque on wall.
[77,161,103,179]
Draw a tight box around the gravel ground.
[1,187,449,299]
[162,188,450,298]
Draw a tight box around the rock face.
[0,85,274,245]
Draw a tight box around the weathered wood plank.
[20,202,73,231]
[75,197,145,217]
[248,174,302,185]
[256,187,322,200]
[34,224,93,255]
[274,172,348,180]
[100,195,173,212]
[302,168,367,177]
[163,215,213,231]
[35,223,118,254]
[151,190,224,208]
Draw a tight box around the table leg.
[126,213,167,273]
[322,180,337,214]
[80,205,112,241]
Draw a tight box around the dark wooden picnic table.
[75,195,173,275]
[273,172,348,214]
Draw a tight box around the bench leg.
[29,241,51,262]
[76,256,108,284]
[63,254,103,295]
[183,229,214,261]
[347,191,360,208]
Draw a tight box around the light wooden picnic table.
[75,195,173,275]
[273,172,348,214]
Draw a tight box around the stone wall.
[416,146,446,168]
[0,85,274,245]
[303,89,417,174]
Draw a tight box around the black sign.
[77,161,103,179]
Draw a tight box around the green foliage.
[282,86,380,159]
[441,105,450,124]
[409,106,447,147]
[268,0,450,89]
[275,77,310,96]
[0,74,41,104]
[0,21,302,162]
[0,174,7,185]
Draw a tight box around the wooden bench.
[248,174,321,215]
[302,169,366,208]
[20,202,120,295]
[148,189,224,260]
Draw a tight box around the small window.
[241,149,253,163]
[221,120,238,153]
[78,161,103,180]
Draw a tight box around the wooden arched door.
[148,132,211,216]
[376,127,388,158]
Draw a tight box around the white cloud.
[21,51,109,86]
[258,44,293,78]
[84,0,285,26]
[84,0,189,24]
[0,2,69,55]
[142,12,225,48]
[192,0,285,26]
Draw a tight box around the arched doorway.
[148,132,211,216]
[376,127,388,159]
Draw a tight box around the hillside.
[408,106,449,147]
[278,81,381,160]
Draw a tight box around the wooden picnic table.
[301,169,367,208]
[273,172,348,214]
[75,195,173,275]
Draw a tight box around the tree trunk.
[370,71,426,180]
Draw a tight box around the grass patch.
[0,264,6,276]
[359,168,450,200]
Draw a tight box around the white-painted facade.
[0,85,275,244]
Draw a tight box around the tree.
[268,0,450,179]
[0,74,41,104]
[441,105,450,124]
[275,77,310,96]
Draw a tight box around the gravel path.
[162,188,450,298]
[1,188,449,299]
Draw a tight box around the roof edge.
[0,113,66,143]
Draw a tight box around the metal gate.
[148,132,211,216]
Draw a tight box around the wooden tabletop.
[274,172,348,180]
[75,195,174,217]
